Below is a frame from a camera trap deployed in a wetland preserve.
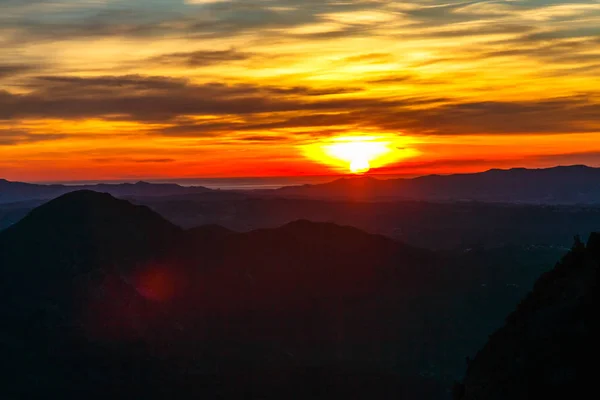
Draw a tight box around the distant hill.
[455,234,599,399]
[269,165,600,204]
[0,178,213,204]
[0,191,563,399]
[131,195,600,251]
[4,165,600,205]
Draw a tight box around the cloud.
[134,158,176,163]
[150,49,255,67]
[0,74,368,122]
[368,97,600,135]
[92,157,176,163]
[0,0,388,45]
[237,135,288,142]
[0,128,65,145]
[2,73,599,138]
[0,64,35,79]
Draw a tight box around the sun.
[324,137,394,174]
[324,138,390,174]
[350,158,370,174]
[301,134,420,175]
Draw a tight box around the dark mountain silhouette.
[269,165,600,204]
[3,165,600,206]
[5,195,600,251]
[133,195,600,251]
[0,178,212,204]
[0,191,573,399]
[455,234,599,399]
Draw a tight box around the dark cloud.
[0,128,65,145]
[366,74,447,86]
[370,97,600,135]
[154,95,600,138]
[238,135,287,142]
[0,64,35,79]
[1,0,597,55]
[134,158,176,163]
[2,74,599,137]
[0,74,386,122]
[367,75,414,84]
[33,75,189,91]
[92,157,176,164]
[0,0,388,45]
[150,49,255,67]
[0,0,50,5]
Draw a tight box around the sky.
[1,0,600,182]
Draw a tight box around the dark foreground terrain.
[0,191,593,399]
[0,191,572,399]
[455,234,599,399]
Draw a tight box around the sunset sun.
[326,140,386,174]
[350,158,370,174]
[302,135,420,175]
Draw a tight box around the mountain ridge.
[269,165,600,204]
[3,165,600,204]
[0,178,213,204]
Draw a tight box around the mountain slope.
[455,234,599,399]
[0,191,182,338]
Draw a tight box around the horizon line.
[2,164,596,187]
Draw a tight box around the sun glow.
[302,135,420,174]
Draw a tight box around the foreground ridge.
[455,233,599,399]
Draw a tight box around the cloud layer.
[1,0,600,179]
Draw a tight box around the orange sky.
[1,0,600,182]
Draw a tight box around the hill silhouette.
[4,166,600,206]
[270,165,600,204]
[455,234,599,399]
[0,178,212,204]
[0,191,573,399]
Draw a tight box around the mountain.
[5,194,600,250]
[269,165,600,204]
[0,191,570,398]
[131,195,600,251]
[4,165,600,206]
[454,234,599,399]
[0,178,213,204]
